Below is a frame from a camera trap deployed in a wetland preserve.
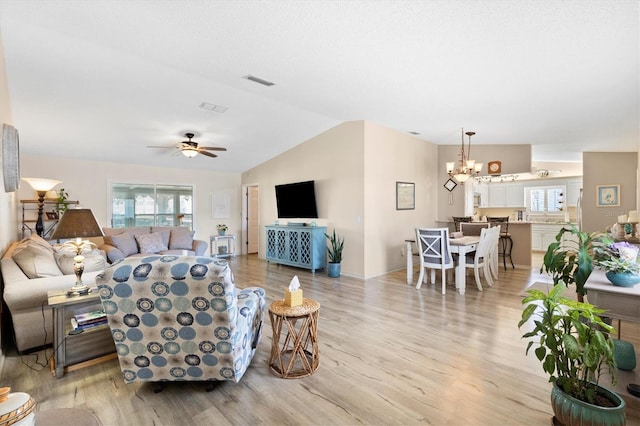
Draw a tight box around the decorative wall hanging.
[596,184,620,207]
[487,160,502,176]
[396,182,415,210]
[2,123,20,192]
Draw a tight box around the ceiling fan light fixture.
[182,149,198,158]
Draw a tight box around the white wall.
[18,155,241,245]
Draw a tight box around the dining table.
[405,235,480,295]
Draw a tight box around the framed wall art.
[396,182,415,210]
[596,184,620,207]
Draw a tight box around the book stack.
[71,309,107,331]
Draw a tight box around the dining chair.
[452,216,473,232]
[414,228,454,294]
[462,227,494,291]
[487,225,501,281]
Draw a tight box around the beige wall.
[241,120,440,279]
[0,32,17,254]
[242,121,366,277]
[437,144,532,221]
[582,152,637,233]
[18,156,242,245]
[363,121,438,277]
[0,31,15,358]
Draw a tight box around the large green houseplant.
[540,223,611,302]
[325,229,344,278]
[519,282,625,424]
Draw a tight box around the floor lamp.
[51,208,105,295]
[22,178,62,237]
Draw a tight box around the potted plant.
[54,188,70,216]
[217,224,228,236]
[519,282,625,425]
[594,241,640,287]
[325,229,344,278]
[540,223,611,302]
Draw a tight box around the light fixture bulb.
[182,149,198,158]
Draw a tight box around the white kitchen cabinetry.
[487,182,525,208]
[475,183,489,208]
[531,223,575,251]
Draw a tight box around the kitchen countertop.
[437,220,575,225]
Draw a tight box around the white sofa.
[99,226,208,263]
[1,235,106,352]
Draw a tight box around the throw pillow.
[169,227,194,250]
[55,250,107,275]
[12,238,63,278]
[108,232,138,257]
[135,232,168,254]
[150,226,172,248]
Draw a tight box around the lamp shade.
[22,178,61,192]
[50,209,104,240]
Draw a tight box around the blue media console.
[265,225,327,272]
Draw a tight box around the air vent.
[199,102,228,113]
[243,74,275,87]
[408,131,420,135]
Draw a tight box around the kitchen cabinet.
[531,223,575,251]
[475,183,489,208]
[487,182,525,208]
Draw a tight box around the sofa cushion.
[54,250,107,275]
[169,227,194,250]
[11,235,62,278]
[108,232,138,257]
[135,232,168,254]
[150,226,172,248]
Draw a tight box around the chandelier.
[445,129,483,183]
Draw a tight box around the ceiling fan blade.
[147,145,177,149]
[198,146,227,151]
[198,150,218,158]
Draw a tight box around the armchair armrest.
[99,243,125,264]
[192,239,208,256]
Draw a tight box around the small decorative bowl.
[0,387,9,403]
[606,271,640,287]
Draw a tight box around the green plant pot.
[327,262,341,278]
[551,382,625,426]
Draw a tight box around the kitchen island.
[436,220,532,268]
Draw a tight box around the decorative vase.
[605,270,640,287]
[219,230,226,236]
[327,262,341,278]
[551,382,625,426]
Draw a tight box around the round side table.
[268,298,320,379]
[0,392,36,426]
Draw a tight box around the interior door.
[247,186,259,254]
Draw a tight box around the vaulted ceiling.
[1,0,638,173]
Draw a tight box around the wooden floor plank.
[2,254,638,425]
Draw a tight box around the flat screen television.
[275,180,319,219]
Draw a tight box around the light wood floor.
[2,255,639,425]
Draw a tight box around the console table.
[265,225,326,272]
[210,234,236,258]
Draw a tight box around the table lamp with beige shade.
[51,208,104,296]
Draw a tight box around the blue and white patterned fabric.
[96,256,265,384]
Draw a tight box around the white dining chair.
[415,228,455,294]
[487,225,501,281]
[463,227,494,291]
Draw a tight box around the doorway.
[246,185,259,254]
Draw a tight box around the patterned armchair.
[95,256,265,388]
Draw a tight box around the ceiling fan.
[147,133,227,158]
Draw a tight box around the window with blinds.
[526,186,565,214]
[111,183,193,228]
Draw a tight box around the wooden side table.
[268,298,320,378]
